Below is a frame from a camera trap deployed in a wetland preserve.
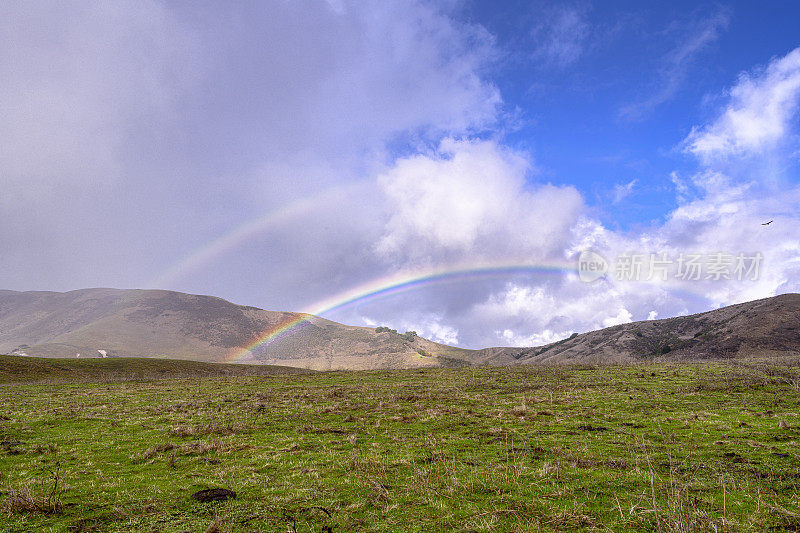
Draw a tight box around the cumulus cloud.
[602,308,633,327]
[501,328,564,348]
[376,138,584,264]
[468,280,667,347]
[684,46,800,161]
[567,46,800,319]
[660,46,800,305]
[656,183,800,304]
[404,318,460,346]
[362,313,459,345]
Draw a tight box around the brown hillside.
[0,289,474,369]
[488,293,800,365]
[2,289,798,369]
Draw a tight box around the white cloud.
[602,308,633,327]
[620,9,729,120]
[365,314,459,345]
[420,321,460,346]
[470,282,650,347]
[656,182,800,304]
[341,34,800,351]
[501,328,570,347]
[669,171,692,202]
[530,5,590,67]
[612,179,637,203]
[657,46,800,306]
[684,46,800,161]
[377,138,583,263]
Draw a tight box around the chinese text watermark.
[577,250,762,283]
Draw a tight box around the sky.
[2,0,800,349]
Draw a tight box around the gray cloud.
[0,1,202,288]
[0,1,501,305]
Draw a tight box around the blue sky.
[2,1,799,348]
[465,1,800,227]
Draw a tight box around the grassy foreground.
[0,355,307,383]
[1,361,799,532]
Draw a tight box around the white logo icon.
[578,250,608,283]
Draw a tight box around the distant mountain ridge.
[1,288,798,369]
[0,288,474,369]
[479,293,800,365]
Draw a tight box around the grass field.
[0,355,308,384]
[1,360,799,531]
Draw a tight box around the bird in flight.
[761,220,773,225]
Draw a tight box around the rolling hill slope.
[0,288,473,369]
[1,289,798,369]
[481,293,800,365]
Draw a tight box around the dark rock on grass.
[190,488,236,503]
[576,424,608,432]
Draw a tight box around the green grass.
[1,361,799,531]
[0,355,307,383]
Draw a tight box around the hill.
[0,288,473,370]
[2,288,799,369]
[482,293,800,365]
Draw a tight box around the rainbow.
[146,186,714,364]
[223,262,577,362]
[146,183,363,289]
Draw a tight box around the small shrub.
[3,468,63,516]
[402,331,418,341]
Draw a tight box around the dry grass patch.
[3,477,63,516]
[170,419,251,437]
